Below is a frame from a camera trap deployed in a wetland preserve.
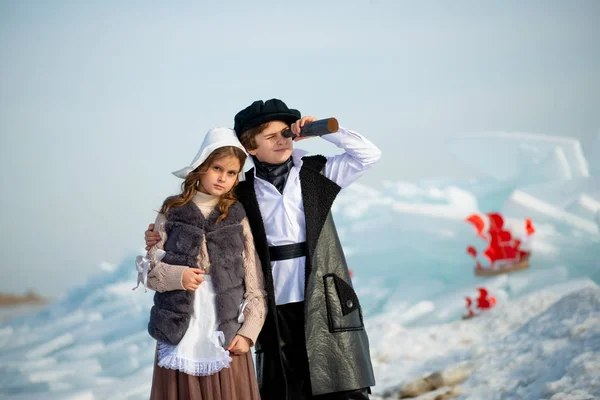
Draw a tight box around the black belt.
[269,242,307,262]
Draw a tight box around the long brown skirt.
[150,349,261,400]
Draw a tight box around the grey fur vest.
[147,200,246,349]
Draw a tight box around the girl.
[135,127,267,400]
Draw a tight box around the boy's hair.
[240,121,290,151]
[160,146,246,222]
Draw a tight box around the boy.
[145,99,380,399]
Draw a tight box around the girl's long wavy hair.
[160,146,247,223]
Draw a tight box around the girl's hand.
[227,334,251,355]
[291,116,317,141]
[182,268,205,291]
[145,224,161,250]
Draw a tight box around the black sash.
[269,242,308,261]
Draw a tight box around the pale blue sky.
[1,0,599,297]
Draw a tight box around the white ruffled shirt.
[253,127,381,305]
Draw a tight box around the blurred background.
[1,1,599,399]
[1,0,599,297]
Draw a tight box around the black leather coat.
[236,155,375,398]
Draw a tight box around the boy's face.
[247,121,294,165]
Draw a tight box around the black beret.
[234,98,301,139]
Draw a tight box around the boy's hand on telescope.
[291,116,317,141]
[145,224,161,250]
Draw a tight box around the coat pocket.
[323,273,364,333]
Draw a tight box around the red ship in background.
[466,212,535,276]
[463,287,497,319]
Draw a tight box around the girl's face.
[198,155,241,196]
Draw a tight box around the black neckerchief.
[252,155,294,194]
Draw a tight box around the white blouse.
[253,127,381,305]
